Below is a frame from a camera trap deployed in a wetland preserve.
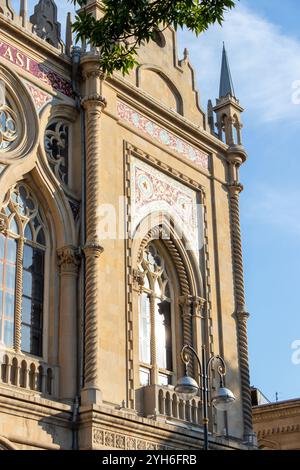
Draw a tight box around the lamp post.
[174,344,235,450]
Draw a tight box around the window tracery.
[138,243,173,387]
[44,121,69,185]
[0,183,46,356]
[0,97,18,151]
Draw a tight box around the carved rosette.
[57,246,80,274]
[228,182,253,438]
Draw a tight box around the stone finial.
[30,0,61,48]
[0,0,15,20]
[65,12,73,56]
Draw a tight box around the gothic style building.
[0,0,255,450]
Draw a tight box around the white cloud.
[243,186,300,235]
[177,3,300,123]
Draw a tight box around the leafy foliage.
[72,0,236,75]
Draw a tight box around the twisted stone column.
[81,87,106,404]
[14,238,24,353]
[179,295,194,376]
[57,246,80,400]
[228,182,253,440]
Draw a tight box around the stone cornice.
[253,400,300,422]
[107,75,229,157]
[79,404,251,450]
[256,424,300,438]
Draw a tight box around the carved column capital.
[57,245,81,274]
[83,242,104,259]
[192,296,206,318]
[228,182,244,195]
[236,310,250,321]
[82,70,106,81]
[179,294,192,317]
[81,95,107,112]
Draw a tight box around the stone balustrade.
[0,350,58,397]
[139,384,203,426]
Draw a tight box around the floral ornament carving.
[45,121,69,185]
[0,183,46,245]
[0,102,17,151]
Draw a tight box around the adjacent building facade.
[253,396,300,450]
[0,0,256,450]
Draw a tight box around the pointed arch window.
[139,243,173,387]
[0,184,46,356]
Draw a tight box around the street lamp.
[174,344,235,450]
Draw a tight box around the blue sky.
[17,1,300,401]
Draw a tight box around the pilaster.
[80,52,106,405]
[57,245,81,401]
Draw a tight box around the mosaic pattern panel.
[0,40,73,97]
[131,157,199,252]
[24,81,52,112]
[118,101,209,171]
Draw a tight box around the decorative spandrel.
[0,99,18,151]
[44,121,69,185]
[30,0,62,48]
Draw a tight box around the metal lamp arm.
[180,344,203,391]
[207,355,227,388]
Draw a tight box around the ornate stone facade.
[0,0,254,450]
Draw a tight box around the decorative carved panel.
[130,156,199,252]
[45,121,69,185]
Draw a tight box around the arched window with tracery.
[138,242,174,387]
[0,183,46,356]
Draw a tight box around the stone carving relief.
[30,0,61,48]
[92,427,170,450]
[130,156,199,252]
[45,121,69,185]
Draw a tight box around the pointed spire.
[219,43,235,99]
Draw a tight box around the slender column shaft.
[149,294,158,385]
[57,246,80,400]
[14,238,24,353]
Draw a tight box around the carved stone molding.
[57,246,80,274]
[92,427,169,450]
[257,424,300,438]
